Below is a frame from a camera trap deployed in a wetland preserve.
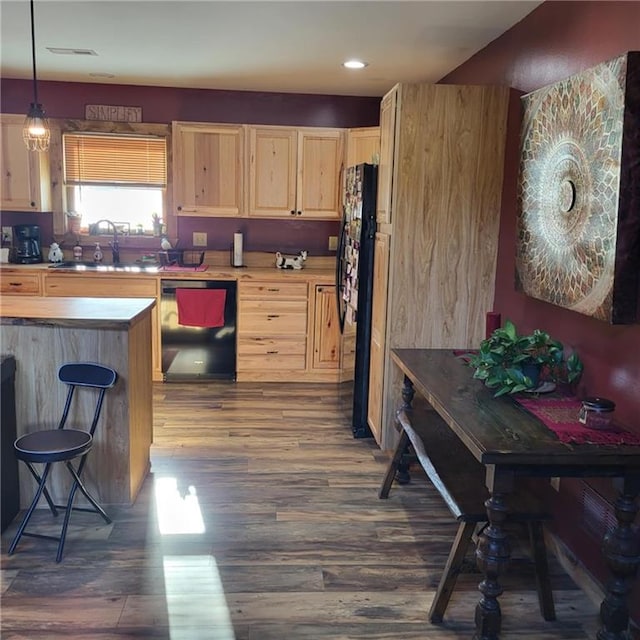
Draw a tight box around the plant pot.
[521,361,542,387]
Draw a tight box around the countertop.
[0,262,335,283]
[0,296,156,328]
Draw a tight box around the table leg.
[395,376,415,485]
[597,477,640,640]
[474,467,513,640]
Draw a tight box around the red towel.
[176,289,226,328]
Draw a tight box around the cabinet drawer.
[238,336,306,356]
[0,273,41,295]
[239,299,307,333]
[239,281,307,300]
[237,353,306,371]
[45,275,157,297]
[239,310,307,334]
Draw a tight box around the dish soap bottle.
[93,243,103,263]
[73,239,83,261]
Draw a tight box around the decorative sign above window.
[515,51,640,324]
[85,104,142,123]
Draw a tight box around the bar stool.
[8,362,117,562]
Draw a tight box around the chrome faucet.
[92,219,120,264]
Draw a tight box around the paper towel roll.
[233,232,243,267]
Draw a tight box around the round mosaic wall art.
[516,56,626,322]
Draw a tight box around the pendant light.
[23,0,50,152]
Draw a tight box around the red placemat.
[515,394,640,445]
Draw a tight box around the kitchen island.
[0,296,155,507]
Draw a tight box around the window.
[63,132,167,234]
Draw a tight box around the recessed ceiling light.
[343,59,368,70]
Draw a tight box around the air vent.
[47,47,97,56]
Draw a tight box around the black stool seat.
[15,430,92,463]
[8,362,117,562]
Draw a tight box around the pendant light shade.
[23,0,50,152]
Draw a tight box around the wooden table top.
[0,296,156,328]
[391,348,640,471]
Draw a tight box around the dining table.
[389,348,640,640]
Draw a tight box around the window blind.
[63,133,167,187]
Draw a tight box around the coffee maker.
[12,224,43,264]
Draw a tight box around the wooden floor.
[1,381,605,639]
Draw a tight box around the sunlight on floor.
[154,477,205,535]
[163,556,236,639]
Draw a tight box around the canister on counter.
[578,397,615,430]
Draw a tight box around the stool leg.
[429,521,476,623]
[8,463,53,555]
[56,460,111,563]
[24,462,58,516]
[528,521,556,621]
[65,460,111,523]
[379,430,410,498]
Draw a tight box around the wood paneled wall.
[381,84,509,449]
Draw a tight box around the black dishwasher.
[161,280,236,381]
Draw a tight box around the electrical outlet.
[193,232,207,247]
[328,235,338,251]
[2,226,12,243]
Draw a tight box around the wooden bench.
[379,398,556,624]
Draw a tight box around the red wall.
[1,79,380,254]
[441,0,640,621]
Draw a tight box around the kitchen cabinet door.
[0,114,52,212]
[296,129,344,219]
[376,89,397,225]
[248,126,344,219]
[367,232,390,445]
[346,126,380,167]
[311,284,340,370]
[248,127,297,217]
[172,122,245,217]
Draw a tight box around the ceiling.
[0,1,542,98]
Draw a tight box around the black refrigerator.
[336,163,377,438]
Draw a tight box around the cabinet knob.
[290,210,296,215]
[177,205,182,211]
[30,201,36,207]
[297,210,302,216]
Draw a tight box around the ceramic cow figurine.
[275,250,308,270]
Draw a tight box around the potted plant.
[464,320,583,396]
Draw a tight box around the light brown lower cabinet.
[367,233,390,444]
[237,279,345,382]
[311,285,340,371]
[43,274,162,381]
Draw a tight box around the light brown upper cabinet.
[376,91,397,226]
[248,126,344,219]
[0,114,52,212]
[172,121,245,217]
[346,126,380,167]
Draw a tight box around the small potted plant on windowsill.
[464,320,583,397]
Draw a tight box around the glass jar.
[578,397,615,430]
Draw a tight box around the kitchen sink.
[49,261,160,273]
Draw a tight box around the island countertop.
[2,296,155,507]
[0,296,156,329]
